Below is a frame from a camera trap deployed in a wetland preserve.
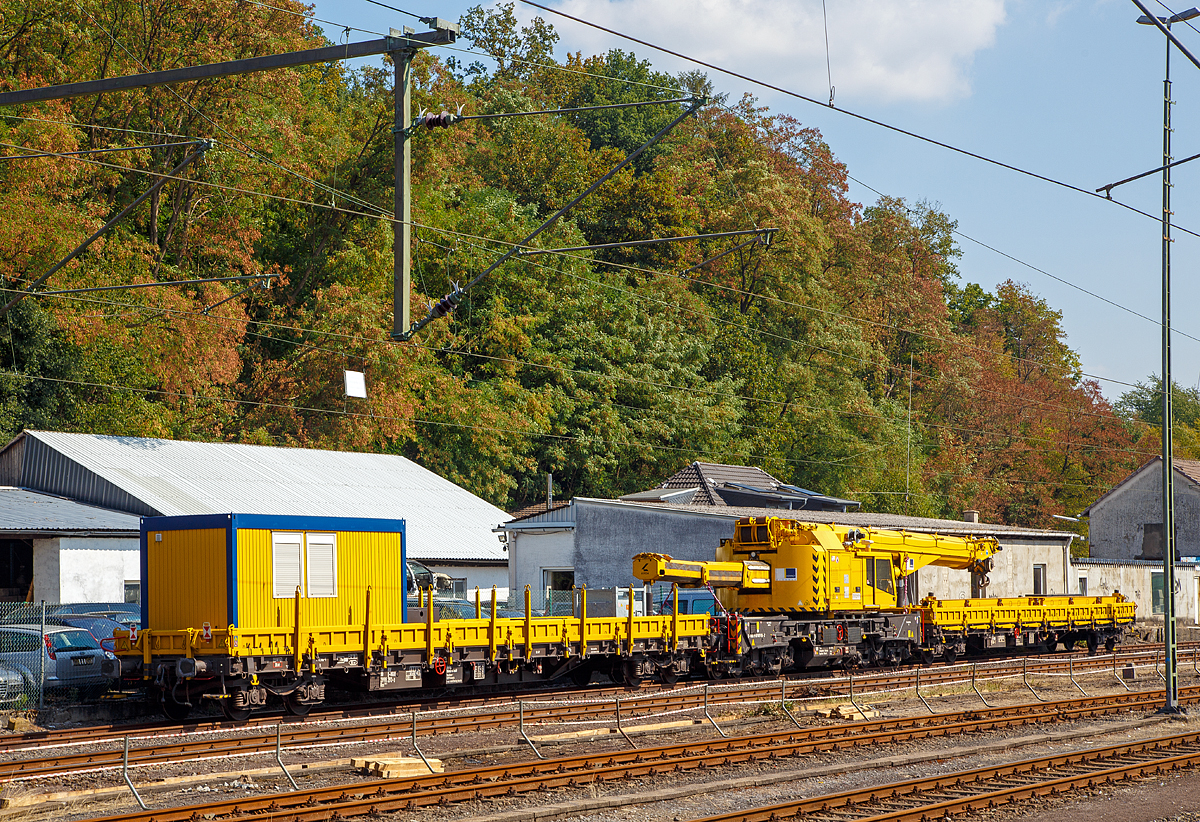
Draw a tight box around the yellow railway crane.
[635,516,1000,615]
[634,517,1134,670]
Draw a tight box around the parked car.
[0,625,115,693]
[51,603,141,628]
[74,610,140,630]
[55,615,125,654]
[657,589,720,616]
[0,661,28,707]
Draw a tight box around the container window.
[272,532,303,599]
[306,533,337,598]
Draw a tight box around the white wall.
[1074,560,1200,626]
[33,537,139,604]
[506,528,575,598]
[918,538,1069,601]
[31,538,60,603]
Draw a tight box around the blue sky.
[310,0,1200,403]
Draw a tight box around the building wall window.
[124,580,141,604]
[543,569,574,591]
[1152,571,1165,615]
[272,532,303,598]
[305,533,337,598]
[1033,564,1047,596]
[1078,577,1087,596]
[449,578,467,600]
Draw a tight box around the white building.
[0,487,139,603]
[0,431,510,602]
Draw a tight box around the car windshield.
[49,630,99,652]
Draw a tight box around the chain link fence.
[0,601,133,713]
[0,601,48,711]
[410,586,662,620]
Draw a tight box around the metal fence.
[0,601,48,711]
[0,600,135,713]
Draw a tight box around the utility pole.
[1159,15,1179,716]
[1135,3,1199,715]
[392,29,415,336]
[0,21,458,330]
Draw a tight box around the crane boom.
[633,553,771,589]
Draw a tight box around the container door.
[874,558,896,608]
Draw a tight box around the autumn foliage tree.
[0,0,1148,523]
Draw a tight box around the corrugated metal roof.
[505,503,577,525]
[0,487,138,534]
[3,432,508,562]
[618,487,700,504]
[565,498,1074,539]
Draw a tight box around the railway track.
[692,728,1200,821]
[9,641,1184,755]
[0,645,1185,779]
[56,686,1200,822]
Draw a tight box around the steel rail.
[0,645,1179,770]
[56,689,1187,822]
[689,728,1200,821]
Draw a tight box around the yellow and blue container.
[140,513,407,633]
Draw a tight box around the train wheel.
[622,659,644,688]
[284,692,314,718]
[222,700,253,723]
[570,665,593,688]
[943,649,957,665]
[1086,635,1099,656]
[658,662,679,686]
[1105,637,1117,653]
[919,649,934,666]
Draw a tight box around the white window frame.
[305,533,337,598]
[272,532,304,599]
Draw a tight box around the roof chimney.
[963,509,980,523]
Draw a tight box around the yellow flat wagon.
[921,593,1136,657]
[115,514,711,721]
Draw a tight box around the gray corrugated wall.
[14,435,158,517]
[0,433,25,487]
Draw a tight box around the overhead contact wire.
[518,0,1200,241]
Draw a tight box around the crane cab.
[717,518,905,614]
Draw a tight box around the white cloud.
[533,0,1008,105]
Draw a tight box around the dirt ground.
[11,661,1200,822]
